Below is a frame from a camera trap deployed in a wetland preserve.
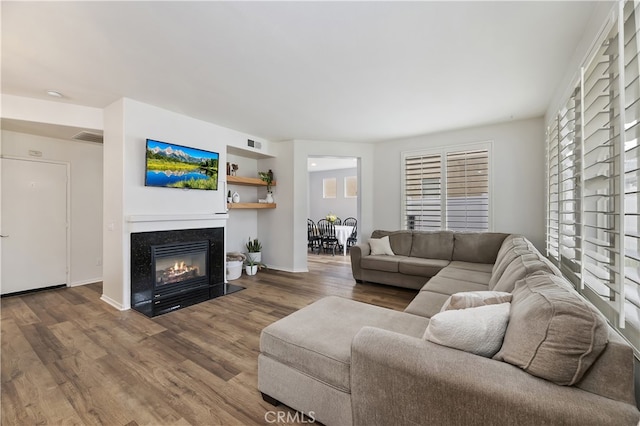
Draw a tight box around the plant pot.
[245,265,258,276]
[266,192,274,203]
[247,252,261,263]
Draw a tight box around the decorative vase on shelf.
[227,190,232,203]
[265,192,274,203]
[232,191,240,203]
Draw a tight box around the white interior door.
[1,158,68,295]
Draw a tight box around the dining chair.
[316,218,340,255]
[307,219,322,254]
[343,217,358,249]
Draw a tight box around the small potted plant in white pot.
[244,256,267,276]
[246,237,262,263]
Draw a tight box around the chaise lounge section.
[258,231,640,425]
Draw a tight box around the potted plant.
[244,255,267,276]
[246,237,262,263]
[259,170,274,203]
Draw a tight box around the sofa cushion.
[410,231,454,260]
[492,253,555,293]
[369,236,395,255]
[260,296,429,392]
[371,230,413,256]
[489,246,535,289]
[447,261,494,273]
[435,267,492,286]
[494,234,528,266]
[424,303,511,357]
[404,291,451,318]
[361,255,401,273]
[421,276,489,295]
[397,257,449,277]
[494,272,609,386]
[441,291,512,311]
[452,232,508,264]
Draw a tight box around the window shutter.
[558,90,582,284]
[446,149,489,231]
[547,116,560,261]
[404,153,442,230]
[622,0,640,345]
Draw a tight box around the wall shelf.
[227,203,276,209]
[226,175,276,187]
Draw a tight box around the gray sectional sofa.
[258,230,640,425]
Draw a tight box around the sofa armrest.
[350,243,370,281]
[351,327,640,426]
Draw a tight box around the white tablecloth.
[334,225,354,256]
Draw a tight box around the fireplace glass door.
[151,241,209,291]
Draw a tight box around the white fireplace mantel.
[126,213,229,223]
[125,213,228,234]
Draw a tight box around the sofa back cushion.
[371,230,413,256]
[452,232,508,264]
[491,253,555,292]
[494,272,609,386]
[410,231,454,260]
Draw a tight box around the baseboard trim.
[100,294,127,311]
[70,278,102,287]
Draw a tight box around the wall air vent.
[72,131,104,143]
[247,139,262,150]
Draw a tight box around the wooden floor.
[1,253,417,425]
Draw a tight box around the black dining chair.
[343,217,358,249]
[317,218,340,255]
[307,219,322,254]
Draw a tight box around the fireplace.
[131,227,242,317]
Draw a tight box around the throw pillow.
[369,236,395,256]
[423,302,510,358]
[493,272,609,385]
[440,291,512,312]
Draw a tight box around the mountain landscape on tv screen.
[145,140,219,190]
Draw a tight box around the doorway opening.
[307,156,360,262]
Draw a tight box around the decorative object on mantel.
[232,191,240,203]
[326,213,337,223]
[246,237,262,263]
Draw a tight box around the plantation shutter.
[622,0,640,346]
[581,17,622,321]
[558,90,582,284]
[547,115,560,261]
[446,149,489,231]
[404,153,442,230]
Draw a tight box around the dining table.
[333,225,354,256]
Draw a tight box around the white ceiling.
[1,1,597,143]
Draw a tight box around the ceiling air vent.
[72,131,103,143]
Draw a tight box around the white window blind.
[446,149,489,231]
[404,153,442,230]
[546,0,640,352]
[547,115,560,261]
[622,0,640,347]
[403,146,490,232]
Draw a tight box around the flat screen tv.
[145,139,219,190]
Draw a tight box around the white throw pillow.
[369,236,395,255]
[440,291,512,312]
[424,302,511,358]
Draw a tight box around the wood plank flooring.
[1,254,417,425]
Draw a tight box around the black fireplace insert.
[131,227,242,317]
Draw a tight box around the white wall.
[308,167,357,223]
[102,98,270,309]
[373,117,546,249]
[1,130,103,286]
